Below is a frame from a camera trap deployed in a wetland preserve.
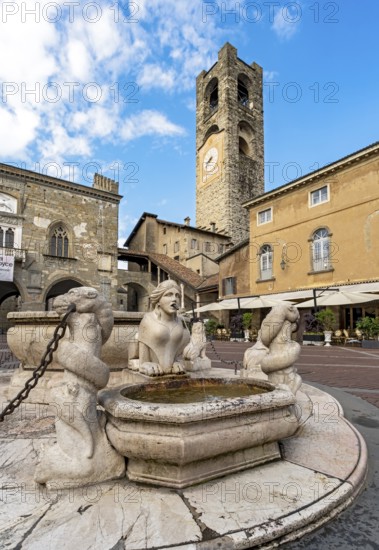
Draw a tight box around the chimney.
[210,222,216,232]
[184,216,191,226]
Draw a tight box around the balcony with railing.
[0,247,26,262]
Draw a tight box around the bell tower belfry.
[195,43,264,244]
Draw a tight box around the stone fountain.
[0,281,368,549]
[99,280,300,488]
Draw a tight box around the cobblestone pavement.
[206,341,379,409]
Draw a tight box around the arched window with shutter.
[311,228,331,271]
[260,244,273,280]
[5,228,14,248]
[0,226,16,249]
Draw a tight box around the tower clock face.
[202,146,219,182]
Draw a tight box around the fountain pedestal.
[99,377,299,489]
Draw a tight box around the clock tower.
[196,43,264,244]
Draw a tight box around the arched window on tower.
[311,228,331,271]
[239,136,249,156]
[206,78,218,112]
[50,225,69,257]
[260,244,273,280]
[238,121,254,157]
[238,75,249,107]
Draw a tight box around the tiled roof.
[149,252,204,288]
[196,273,219,291]
[118,248,205,289]
[123,211,231,247]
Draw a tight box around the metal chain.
[0,303,76,422]
[207,338,242,375]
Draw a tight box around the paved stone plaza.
[207,341,379,549]
[0,342,378,548]
[207,342,379,409]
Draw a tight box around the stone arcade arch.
[0,281,23,333]
[44,279,83,310]
[123,282,150,312]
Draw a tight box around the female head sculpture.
[131,280,190,377]
[150,280,181,320]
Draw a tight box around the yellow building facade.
[244,142,379,327]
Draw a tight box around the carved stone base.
[183,357,212,372]
[127,443,280,489]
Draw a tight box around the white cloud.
[0,3,58,84]
[0,0,221,161]
[64,39,93,81]
[138,65,176,91]
[70,104,119,138]
[272,5,301,40]
[0,106,39,156]
[120,110,185,141]
[38,124,92,161]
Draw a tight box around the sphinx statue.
[129,280,190,377]
[34,287,125,488]
[242,304,302,394]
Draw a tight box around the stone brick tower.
[196,43,264,244]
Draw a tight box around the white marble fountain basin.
[99,377,300,488]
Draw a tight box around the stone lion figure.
[183,320,211,372]
[243,304,302,394]
[34,287,125,488]
[129,280,190,377]
[183,320,207,360]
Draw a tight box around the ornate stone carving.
[128,280,190,377]
[0,215,21,225]
[34,287,125,488]
[0,192,16,213]
[242,304,302,394]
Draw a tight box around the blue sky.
[1,0,378,244]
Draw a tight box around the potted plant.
[242,312,253,342]
[356,316,379,348]
[204,319,218,340]
[302,313,324,345]
[315,308,336,346]
[230,314,244,342]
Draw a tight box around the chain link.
[0,303,76,422]
[207,338,242,375]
